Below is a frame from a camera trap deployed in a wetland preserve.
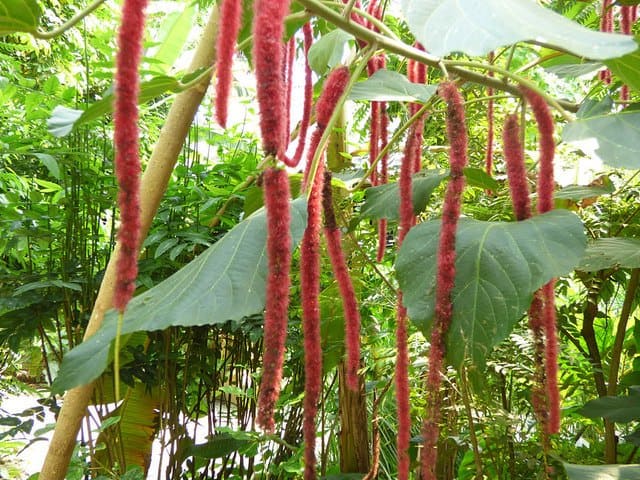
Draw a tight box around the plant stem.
[35,0,108,39]
[295,0,580,113]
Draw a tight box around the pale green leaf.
[400,0,637,60]
[0,0,41,35]
[148,5,196,73]
[578,388,640,423]
[396,210,586,369]
[308,29,353,75]
[562,111,640,169]
[51,198,307,394]
[360,171,447,221]
[606,43,640,92]
[564,463,640,480]
[578,237,640,271]
[348,69,437,103]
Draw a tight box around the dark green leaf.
[463,167,499,191]
[308,29,353,75]
[563,111,640,169]
[577,97,614,119]
[34,153,60,179]
[348,69,437,103]
[48,69,211,137]
[578,237,640,271]
[578,388,640,423]
[360,171,446,221]
[396,211,586,369]
[186,433,251,459]
[606,43,640,91]
[563,463,640,480]
[554,183,614,201]
[0,0,41,35]
[51,198,307,394]
[401,0,637,60]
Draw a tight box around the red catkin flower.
[485,51,495,180]
[600,0,614,83]
[322,173,362,392]
[502,114,531,221]
[214,0,243,127]
[256,167,292,433]
[421,82,469,480]
[316,66,350,129]
[301,159,325,480]
[395,300,411,480]
[288,22,314,166]
[620,6,636,101]
[253,0,292,157]
[303,66,350,187]
[521,87,561,435]
[113,0,148,313]
[283,37,295,146]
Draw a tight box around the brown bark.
[338,363,370,473]
[39,7,219,479]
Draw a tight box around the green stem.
[35,0,107,39]
[295,0,580,114]
[305,45,376,199]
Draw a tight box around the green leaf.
[578,237,640,271]
[154,238,179,259]
[51,198,307,394]
[186,433,252,459]
[400,0,637,60]
[360,171,447,221]
[554,183,614,201]
[348,69,437,103]
[33,153,60,180]
[579,388,640,422]
[147,5,196,73]
[462,167,499,191]
[396,210,586,369]
[577,96,614,119]
[562,111,640,169]
[606,43,640,91]
[0,0,41,35]
[563,463,640,480]
[47,69,211,137]
[308,29,353,75]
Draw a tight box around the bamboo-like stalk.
[39,6,219,479]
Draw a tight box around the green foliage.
[349,69,438,103]
[401,0,637,59]
[397,210,586,368]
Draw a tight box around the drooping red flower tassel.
[283,37,295,146]
[288,22,314,166]
[395,300,411,480]
[256,168,292,433]
[214,0,243,127]
[502,114,531,221]
[322,172,362,392]
[300,65,350,480]
[113,0,148,313]
[253,0,292,158]
[421,82,469,480]
[485,51,495,181]
[620,6,636,101]
[301,158,325,480]
[599,0,614,84]
[407,45,428,174]
[521,87,560,435]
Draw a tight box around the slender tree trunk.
[338,363,370,473]
[39,7,219,479]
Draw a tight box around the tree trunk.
[38,7,219,479]
[338,363,370,473]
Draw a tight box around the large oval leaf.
[578,387,640,423]
[563,463,640,480]
[349,69,437,103]
[606,45,640,92]
[396,210,586,369]
[0,0,41,35]
[360,171,447,221]
[400,0,637,60]
[52,198,307,394]
[562,111,640,169]
[578,237,640,272]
